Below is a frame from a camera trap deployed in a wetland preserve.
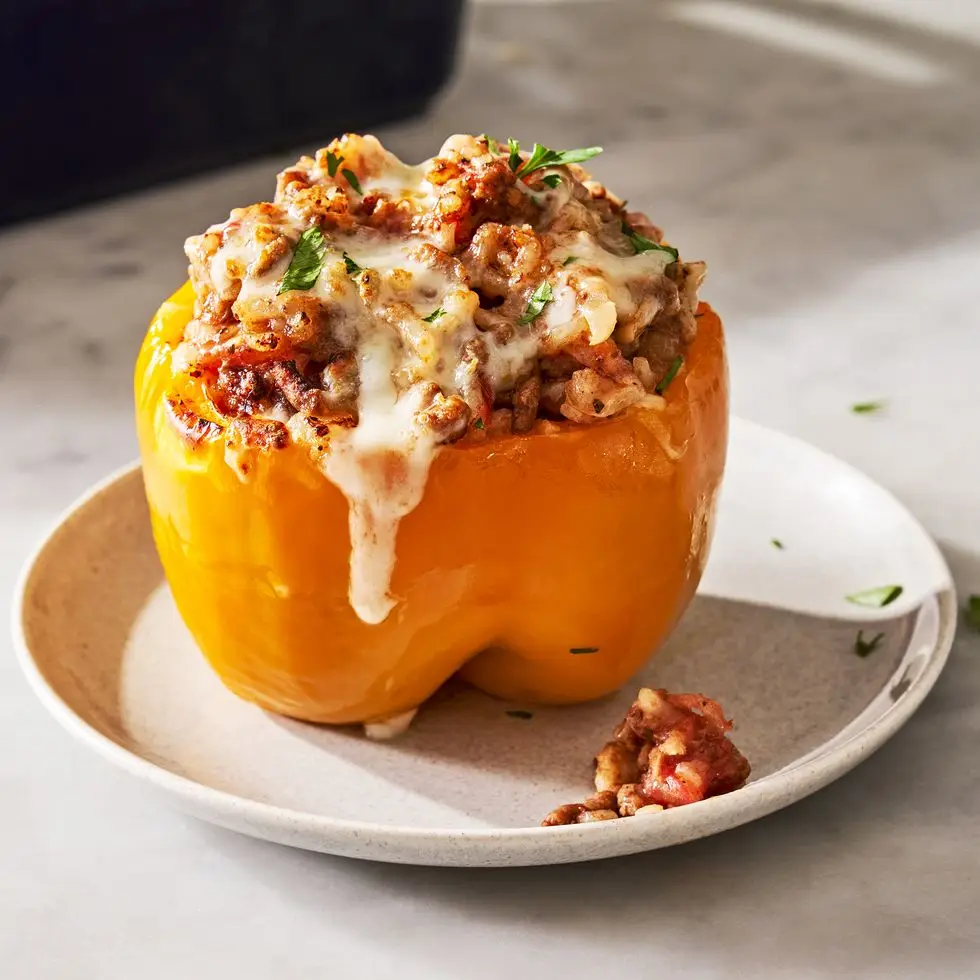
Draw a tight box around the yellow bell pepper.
[135,282,728,726]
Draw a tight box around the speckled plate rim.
[12,419,958,867]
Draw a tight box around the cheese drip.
[322,328,437,623]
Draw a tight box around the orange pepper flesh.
[135,283,728,725]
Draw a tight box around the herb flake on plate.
[965,595,980,631]
[771,538,785,550]
[846,584,903,608]
[570,646,599,655]
[277,227,327,294]
[506,709,533,720]
[851,401,885,414]
[854,630,885,657]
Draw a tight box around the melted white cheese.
[323,327,438,625]
[483,330,541,390]
[361,158,437,210]
[364,708,419,740]
[517,168,575,220]
[205,213,304,304]
[335,237,448,307]
[547,231,675,344]
[554,231,675,282]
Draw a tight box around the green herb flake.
[474,418,485,430]
[422,307,446,323]
[854,630,885,658]
[771,538,785,550]
[570,646,600,655]
[851,401,885,414]
[541,173,562,189]
[846,584,903,608]
[325,151,343,178]
[277,227,327,294]
[342,252,363,276]
[506,709,533,720]
[518,281,554,324]
[516,143,603,179]
[508,138,522,172]
[965,595,980,631]
[622,221,679,262]
[480,134,499,155]
[562,255,578,266]
[341,168,363,195]
[655,356,684,395]
[890,674,912,701]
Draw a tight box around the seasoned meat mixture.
[543,688,750,825]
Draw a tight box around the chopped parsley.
[541,173,562,189]
[771,538,785,550]
[851,401,885,414]
[965,595,980,631]
[474,418,485,430]
[508,138,522,172]
[277,227,327,294]
[622,221,679,262]
[342,252,363,275]
[655,356,683,395]
[890,674,912,701]
[506,709,533,720]
[854,630,885,658]
[325,151,343,178]
[513,142,603,179]
[570,646,599,655]
[341,168,363,195]
[562,255,578,266]
[846,584,903,608]
[422,307,446,323]
[518,281,554,324]
[480,134,499,154]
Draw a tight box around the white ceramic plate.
[13,418,955,867]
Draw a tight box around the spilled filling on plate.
[542,687,751,825]
[173,134,706,624]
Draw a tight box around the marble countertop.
[2,1,978,976]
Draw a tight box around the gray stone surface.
[2,0,978,975]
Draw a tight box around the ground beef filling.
[175,133,706,446]
[542,688,750,825]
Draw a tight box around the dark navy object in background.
[1,0,465,225]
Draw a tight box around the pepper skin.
[135,283,728,725]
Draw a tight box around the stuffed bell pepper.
[135,133,728,734]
